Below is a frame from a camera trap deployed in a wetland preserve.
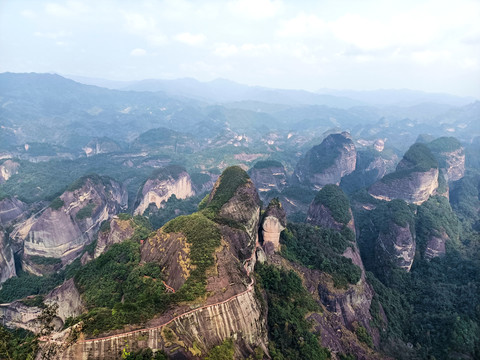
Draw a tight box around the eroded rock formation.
[261,199,286,254]
[11,175,127,275]
[0,197,27,225]
[248,160,287,195]
[294,132,357,190]
[0,231,16,284]
[94,217,135,258]
[134,165,194,216]
[0,160,19,184]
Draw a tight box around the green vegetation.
[75,202,96,220]
[123,348,168,360]
[428,136,461,153]
[190,172,211,189]
[49,197,64,210]
[144,194,203,230]
[252,160,283,169]
[163,212,221,301]
[354,324,373,347]
[29,255,62,266]
[147,164,186,181]
[256,263,329,360]
[281,223,361,288]
[73,241,170,334]
[205,338,235,360]
[0,326,38,360]
[307,134,352,174]
[314,184,351,224]
[201,166,249,217]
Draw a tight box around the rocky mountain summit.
[294,132,357,190]
[369,143,439,204]
[134,165,194,216]
[11,175,127,275]
[248,160,287,196]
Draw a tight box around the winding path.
[77,251,256,344]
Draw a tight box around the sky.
[1,0,479,97]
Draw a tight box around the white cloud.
[34,31,70,40]
[21,9,36,19]
[45,1,89,17]
[122,12,167,46]
[277,13,327,38]
[174,32,206,46]
[240,43,270,56]
[130,48,147,57]
[213,43,239,57]
[228,0,282,20]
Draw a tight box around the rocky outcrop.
[0,160,19,183]
[0,197,27,225]
[11,175,127,275]
[134,165,194,216]
[377,222,416,272]
[82,137,121,157]
[248,160,287,194]
[0,231,16,284]
[0,278,84,333]
[369,143,439,205]
[294,132,356,190]
[94,218,135,258]
[424,231,449,259]
[427,137,465,183]
[261,199,286,254]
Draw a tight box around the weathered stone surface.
[44,278,85,325]
[0,300,42,333]
[0,160,19,183]
[11,176,127,274]
[261,199,287,254]
[294,132,357,190]
[0,197,27,225]
[134,168,194,216]
[0,231,16,284]
[94,218,135,258]
[248,162,287,194]
[424,231,448,259]
[82,137,121,157]
[376,223,416,271]
[439,147,465,183]
[369,168,439,205]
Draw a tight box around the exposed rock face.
[294,132,357,190]
[363,152,398,182]
[261,199,286,254]
[134,166,194,216]
[0,231,16,284]
[82,137,121,157]
[11,175,127,275]
[0,197,27,225]
[369,143,439,205]
[0,279,84,333]
[44,278,85,326]
[424,231,448,259]
[436,147,465,183]
[0,160,19,183]
[248,160,287,194]
[307,202,354,232]
[377,222,416,271]
[94,218,135,258]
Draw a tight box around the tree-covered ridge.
[163,212,221,301]
[146,164,188,181]
[281,223,361,288]
[401,143,438,171]
[200,165,250,216]
[313,184,352,224]
[427,136,462,153]
[255,263,330,360]
[252,159,283,169]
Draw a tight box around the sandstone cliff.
[94,217,135,258]
[0,231,16,284]
[294,132,356,190]
[11,175,127,275]
[248,160,287,196]
[82,137,121,157]
[261,198,286,254]
[369,143,439,205]
[0,196,27,225]
[427,137,465,183]
[134,165,194,216]
[0,159,19,184]
[376,222,416,271]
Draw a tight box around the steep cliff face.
[82,137,121,157]
[294,132,357,190]
[11,175,127,275]
[248,160,287,195]
[94,218,135,258]
[261,199,286,254]
[0,231,16,284]
[376,222,416,271]
[44,278,85,326]
[134,165,194,216]
[0,160,19,184]
[427,137,465,183]
[0,197,27,225]
[369,143,439,205]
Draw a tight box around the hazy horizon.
[1,0,479,97]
